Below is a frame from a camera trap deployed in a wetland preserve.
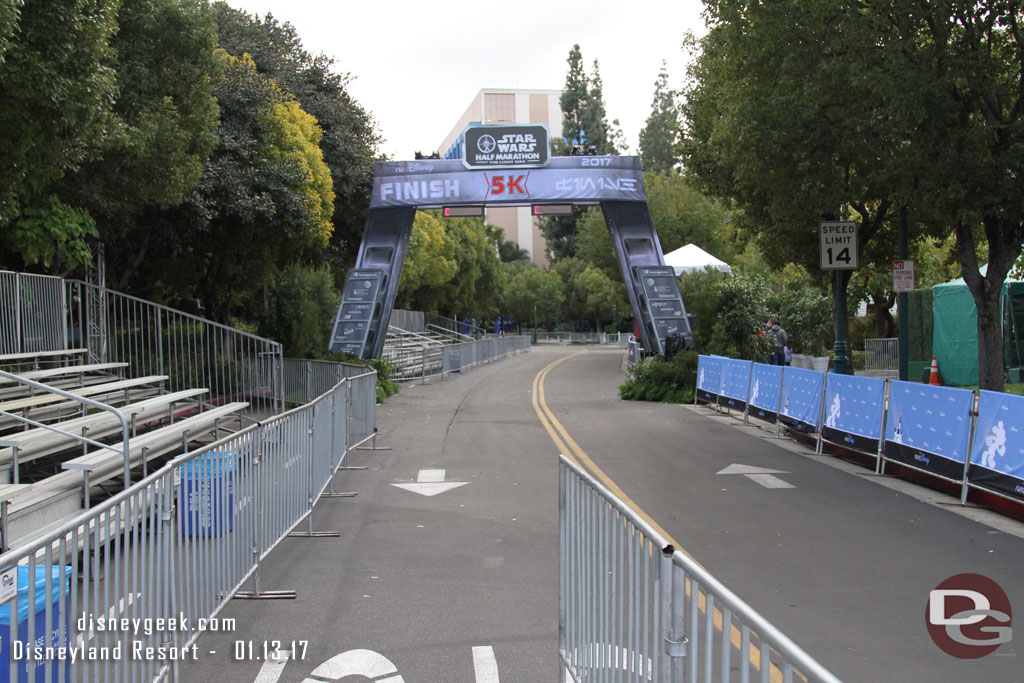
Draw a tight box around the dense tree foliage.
[212,4,379,279]
[639,63,679,173]
[0,0,120,269]
[129,52,334,321]
[500,264,564,327]
[396,212,457,308]
[60,0,221,276]
[397,212,500,319]
[542,44,619,260]
[683,0,1024,389]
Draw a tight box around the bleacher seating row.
[0,348,249,548]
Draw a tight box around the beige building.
[438,88,563,268]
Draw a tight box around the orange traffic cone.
[929,356,942,385]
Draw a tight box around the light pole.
[533,305,538,344]
[612,303,617,342]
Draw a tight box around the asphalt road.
[180,345,1024,682]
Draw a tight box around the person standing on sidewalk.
[768,319,789,366]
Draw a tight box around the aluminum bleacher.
[0,270,286,547]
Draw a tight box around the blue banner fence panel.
[693,353,1024,513]
[747,362,784,426]
[820,374,887,459]
[779,367,826,434]
[882,380,974,482]
[717,358,753,411]
[695,355,723,404]
[967,390,1024,503]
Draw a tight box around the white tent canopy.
[663,243,732,277]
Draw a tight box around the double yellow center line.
[531,349,791,683]
[530,349,680,548]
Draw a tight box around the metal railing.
[538,331,627,345]
[383,335,531,381]
[559,455,841,683]
[0,370,131,489]
[0,371,376,683]
[864,337,899,376]
[0,272,67,355]
[282,358,374,406]
[1,272,285,417]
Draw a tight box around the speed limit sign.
[819,221,859,269]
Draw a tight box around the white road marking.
[302,648,404,682]
[253,647,291,683]
[391,469,469,497]
[745,473,795,489]
[717,464,795,488]
[472,645,500,683]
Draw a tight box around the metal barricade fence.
[382,335,530,382]
[346,372,377,448]
[66,281,284,417]
[0,373,373,683]
[282,358,372,405]
[559,455,841,683]
[864,338,899,376]
[0,272,68,355]
[2,272,286,416]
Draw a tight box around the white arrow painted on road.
[716,464,795,489]
[391,469,469,497]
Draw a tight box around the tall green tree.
[212,4,380,278]
[682,0,921,369]
[0,0,120,270]
[400,212,500,319]
[894,1,1024,391]
[501,265,564,326]
[574,266,619,331]
[639,63,679,172]
[396,211,457,309]
[581,59,614,154]
[60,0,221,286]
[543,44,619,260]
[136,52,334,322]
[684,0,1024,390]
[558,44,588,151]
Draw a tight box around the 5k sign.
[486,173,530,198]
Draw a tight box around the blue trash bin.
[0,565,71,683]
[180,450,235,537]
[449,351,461,374]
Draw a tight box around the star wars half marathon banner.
[463,124,550,169]
[820,374,886,454]
[968,390,1024,502]
[696,355,723,404]
[717,358,752,412]
[748,363,783,424]
[369,157,646,209]
[884,380,973,481]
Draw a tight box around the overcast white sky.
[225,0,707,160]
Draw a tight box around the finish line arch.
[329,154,692,359]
